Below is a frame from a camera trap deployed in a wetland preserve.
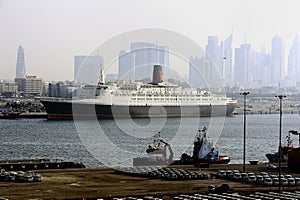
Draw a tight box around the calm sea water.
[0,114,300,168]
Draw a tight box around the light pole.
[240,92,249,172]
[276,94,286,193]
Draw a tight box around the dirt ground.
[0,163,300,199]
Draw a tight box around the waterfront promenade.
[1,163,300,199]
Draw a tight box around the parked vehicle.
[260,172,268,176]
[273,177,279,186]
[241,173,248,182]
[285,174,293,179]
[263,177,273,186]
[217,170,226,178]
[226,170,233,178]
[295,178,300,185]
[281,178,288,186]
[270,175,278,179]
[233,173,242,181]
[288,178,296,186]
[248,175,256,183]
[256,175,264,184]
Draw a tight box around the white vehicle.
[295,178,300,185]
[256,175,264,184]
[8,172,17,181]
[272,177,279,186]
[248,172,255,177]
[287,178,295,186]
[270,175,277,179]
[279,175,285,179]
[241,173,248,182]
[248,175,256,183]
[226,170,233,178]
[233,173,242,181]
[281,178,288,186]
[285,174,293,179]
[217,170,226,178]
[260,172,268,176]
[263,175,270,180]
[263,177,273,186]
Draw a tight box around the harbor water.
[1,114,300,168]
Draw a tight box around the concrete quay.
[1,163,300,199]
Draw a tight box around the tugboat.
[266,130,298,162]
[133,132,173,166]
[174,127,230,165]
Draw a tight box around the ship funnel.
[152,65,164,84]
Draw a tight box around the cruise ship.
[41,65,237,120]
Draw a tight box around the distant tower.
[234,43,251,85]
[118,42,169,82]
[74,55,104,84]
[271,35,285,85]
[288,35,300,82]
[16,46,25,78]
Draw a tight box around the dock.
[0,159,85,171]
[1,163,300,199]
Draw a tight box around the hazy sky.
[1,0,300,81]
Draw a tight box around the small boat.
[265,130,298,162]
[133,132,173,166]
[173,127,230,165]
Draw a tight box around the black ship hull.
[41,100,236,120]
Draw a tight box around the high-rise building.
[253,51,272,87]
[234,43,251,85]
[15,75,43,96]
[271,35,285,85]
[118,42,169,81]
[189,56,211,88]
[0,80,18,95]
[222,34,233,83]
[74,55,104,84]
[288,35,300,82]
[118,50,134,80]
[16,46,25,78]
[206,36,223,83]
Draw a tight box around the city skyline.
[1,0,300,82]
[3,33,300,88]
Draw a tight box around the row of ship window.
[130,98,214,101]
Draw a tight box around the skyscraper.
[16,46,25,78]
[189,56,211,88]
[118,42,169,82]
[234,43,251,85]
[288,35,300,82]
[74,55,104,84]
[223,34,233,83]
[118,50,134,80]
[271,35,285,85]
[206,36,222,83]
